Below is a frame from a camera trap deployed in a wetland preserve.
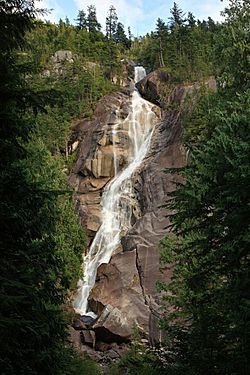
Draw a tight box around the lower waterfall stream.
[73,67,158,317]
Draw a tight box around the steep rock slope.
[68,73,197,350]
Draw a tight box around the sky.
[36,0,229,36]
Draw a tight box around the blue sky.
[36,0,229,36]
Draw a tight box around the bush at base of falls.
[108,329,165,375]
[62,350,103,375]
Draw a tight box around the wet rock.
[80,315,97,326]
[68,92,132,236]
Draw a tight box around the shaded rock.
[72,318,87,331]
[95,341,112,352]
[93,305,131,343]
[88,299,105,316]
[79,344,103,361]
[80,330,96,348]
[80,315,97,327]
[107,349,120,360]
[136,70,171,105]
[68,327,82,351]
[90,251,150,339]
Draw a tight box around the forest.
[0,0,249,374]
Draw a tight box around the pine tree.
[169,2,186,29]
[115,22,130,48]
[159,1,250,373]
[0,2,86,373]
[155,18,168,67]
[75,9,87,30]
[106,5,118,40]
[86,5,101,33]
[160,91,250,374]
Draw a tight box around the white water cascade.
[74,67,157,316]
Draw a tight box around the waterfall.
[74,67,157,316]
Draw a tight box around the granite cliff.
[68,70,214,360]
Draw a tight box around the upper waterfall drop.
[73,66,158,316]
[134,66,146,83]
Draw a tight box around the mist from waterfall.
[73,67,157,316]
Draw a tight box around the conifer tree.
[75,9,87,30]
[0,2,87,373]
[169,2,186,29]
[115,22,130,48]
[106,5,118,40]
[86,4,101,33]
[155,18,168,67]
[159,1,250,373]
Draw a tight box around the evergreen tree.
[86,5,101,33]
[128,26,133,42]
[187,12,196,28]
[106,5,118,40]
[159,1,250,373]
[169,2,186,29]
[215,0,250,89]
[0,2,88,373]
[75,9,87,30]
[115,22,130,48]
[160,90,250,374]
[155,18,168,67]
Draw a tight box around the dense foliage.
[0,1,102,374]
[159,1,250,374]
[131,2,220,81]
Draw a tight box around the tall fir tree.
[0,2,88,374]
[159,1,250,373]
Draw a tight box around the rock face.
[135,70,171,105]
[69,91,133,240]
[69,73,194,350]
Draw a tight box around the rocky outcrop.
[136,70,216,110]
[69,71,214,352]
[135,70,171,105]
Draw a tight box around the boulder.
[136,70,171,105]
[93,305,131,343]
[107,349,120,360]
[52,50,73,62]
[68,327,82,351]
[72,318,87,331]
[80,330,96,348]
[80,315,97,326]
[88,251,151,341]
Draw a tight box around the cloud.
[170,0,228,21]
[34,0,64,23]
[34,0,229,34]
[73,0,144,32]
